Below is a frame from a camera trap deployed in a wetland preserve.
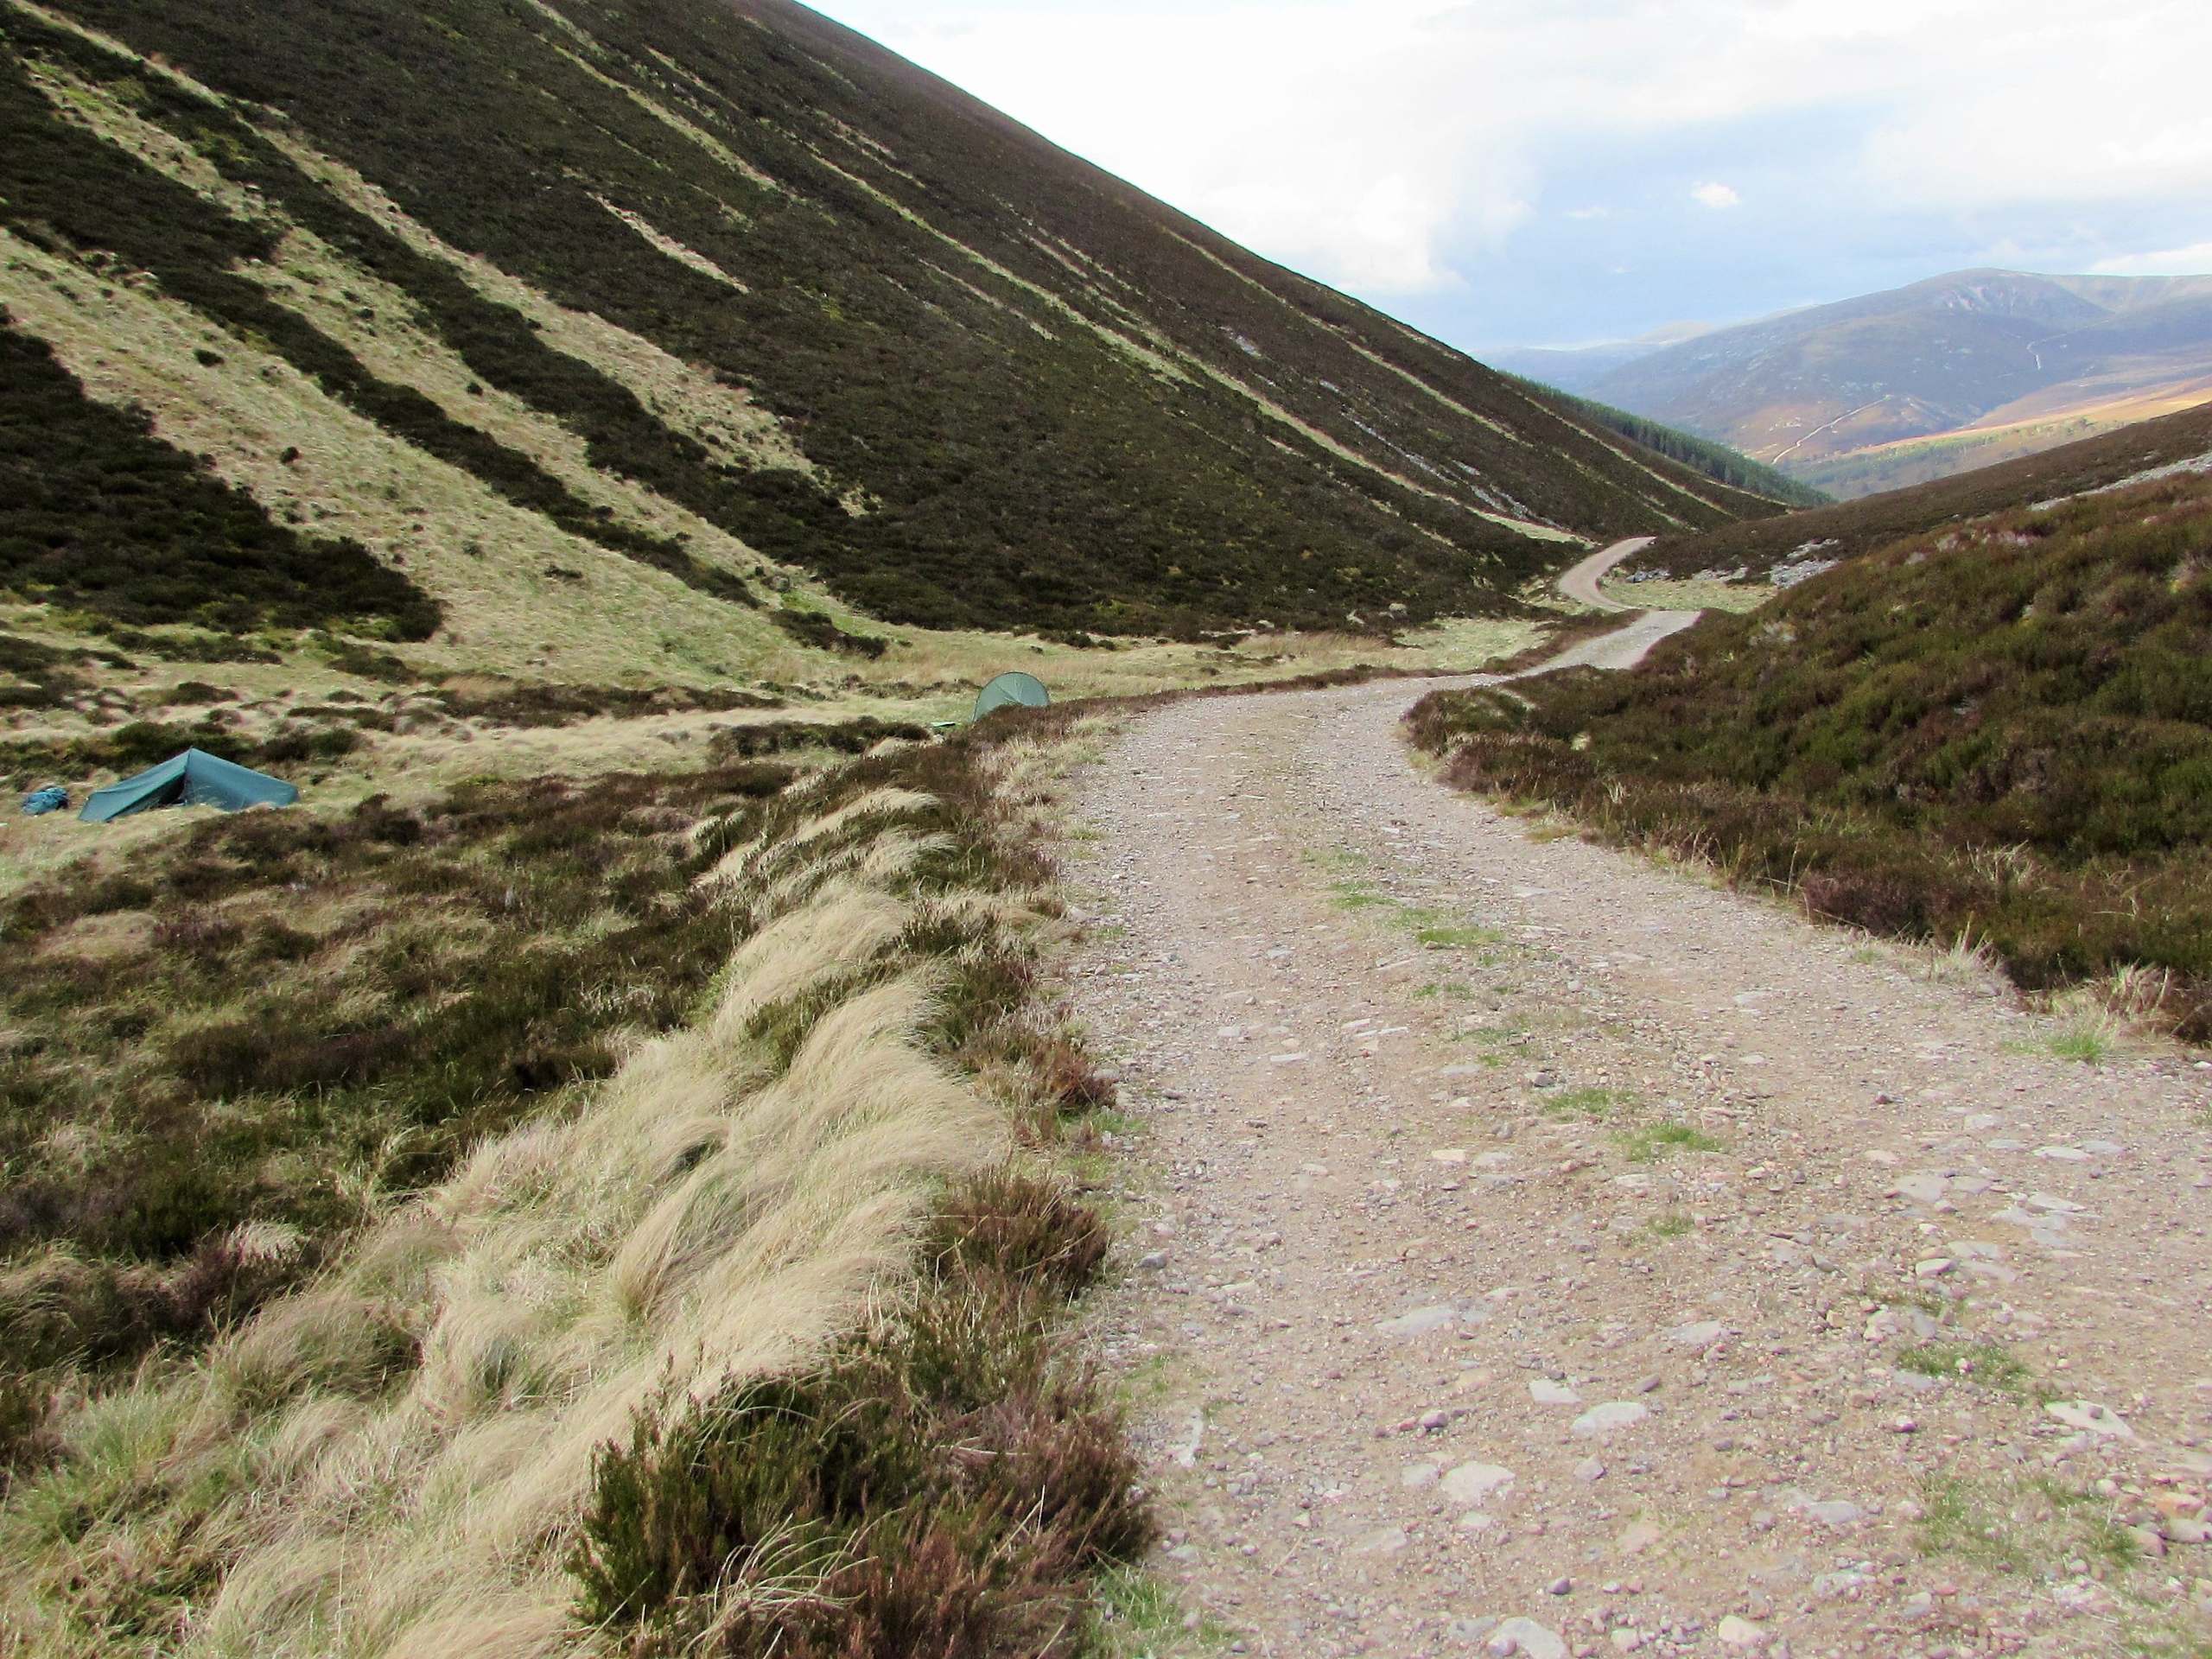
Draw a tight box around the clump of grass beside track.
[0,711,1153,1653]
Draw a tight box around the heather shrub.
[572,1170,1147,1657]
[1411,468,2212,1033]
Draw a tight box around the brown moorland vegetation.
[0,710,1152,1653]
[1412,464,2212,1038]
[1626,397,2212,582]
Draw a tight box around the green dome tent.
[79,748,300,823]
[972,671,1049,721]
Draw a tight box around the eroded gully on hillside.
[1058,543,2212,1659]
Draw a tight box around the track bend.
[1059,569,2212,1658]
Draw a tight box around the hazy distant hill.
[1484,322,1712,396]
[1510,270,2212,499]
[0,0,1788,689]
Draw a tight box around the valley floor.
[1058,641,2212,1656]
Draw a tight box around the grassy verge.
[0,712,1154,1652]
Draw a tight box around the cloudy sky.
[806,0,2212,352]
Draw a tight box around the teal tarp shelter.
[972,671,1049,721]
[79,748,299,823]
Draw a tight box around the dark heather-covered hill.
[1411,423,2212,1035]
[1624,398,2212,582]
[0,0,1785,677]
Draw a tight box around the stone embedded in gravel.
[1573,1457,1606,1483]
[1350,1525,1409,1555]
[1529,1378,1581,1406]
[1402,1461,1442,1490]
[1137,1250,1169,1271]
[1572,1402,1650,1436]
[1787,1494,1865,1528]
[1616,1521,1660,1554]
[1376,1305,1459,1338]
[1664,1319,1731,1347]
[1487,1618,1567,1658]
[2047,1400,2135,1440]
[1442,1461,1516,1504]
[1716,1614,1766,1648]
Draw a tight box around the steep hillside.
[1538,269,2212,497]
[1623,397,2212,582]
[1412,440,2212,1036]
[0,0,1780,686]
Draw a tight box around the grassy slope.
[1626,397,2212,580]
[0,314,441,641]
[1,0,1782,665]
[1412,461,2212,1036]
[0,712,1152,1653]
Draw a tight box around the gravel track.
[1058,623,2212,1659]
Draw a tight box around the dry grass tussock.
[0,771,1027,1655]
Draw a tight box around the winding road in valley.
[1554,537,1649,613]
[1059,557,2212,1658]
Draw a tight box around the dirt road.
[1060,627,2212,1657]
[1554,537,1653,613]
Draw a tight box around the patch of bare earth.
[1057,655,2212,1659]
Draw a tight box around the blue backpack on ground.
[21,785,69,817]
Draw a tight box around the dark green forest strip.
[1510,377,1833,507]
[1409,467,2212,1037]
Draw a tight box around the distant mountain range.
[1489,270,2212,498]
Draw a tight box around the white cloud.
[810,1,2212,317]
[2092,241,2212,276]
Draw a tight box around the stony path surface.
[1555,538,1650,613]
[1058,643,2212,1659]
